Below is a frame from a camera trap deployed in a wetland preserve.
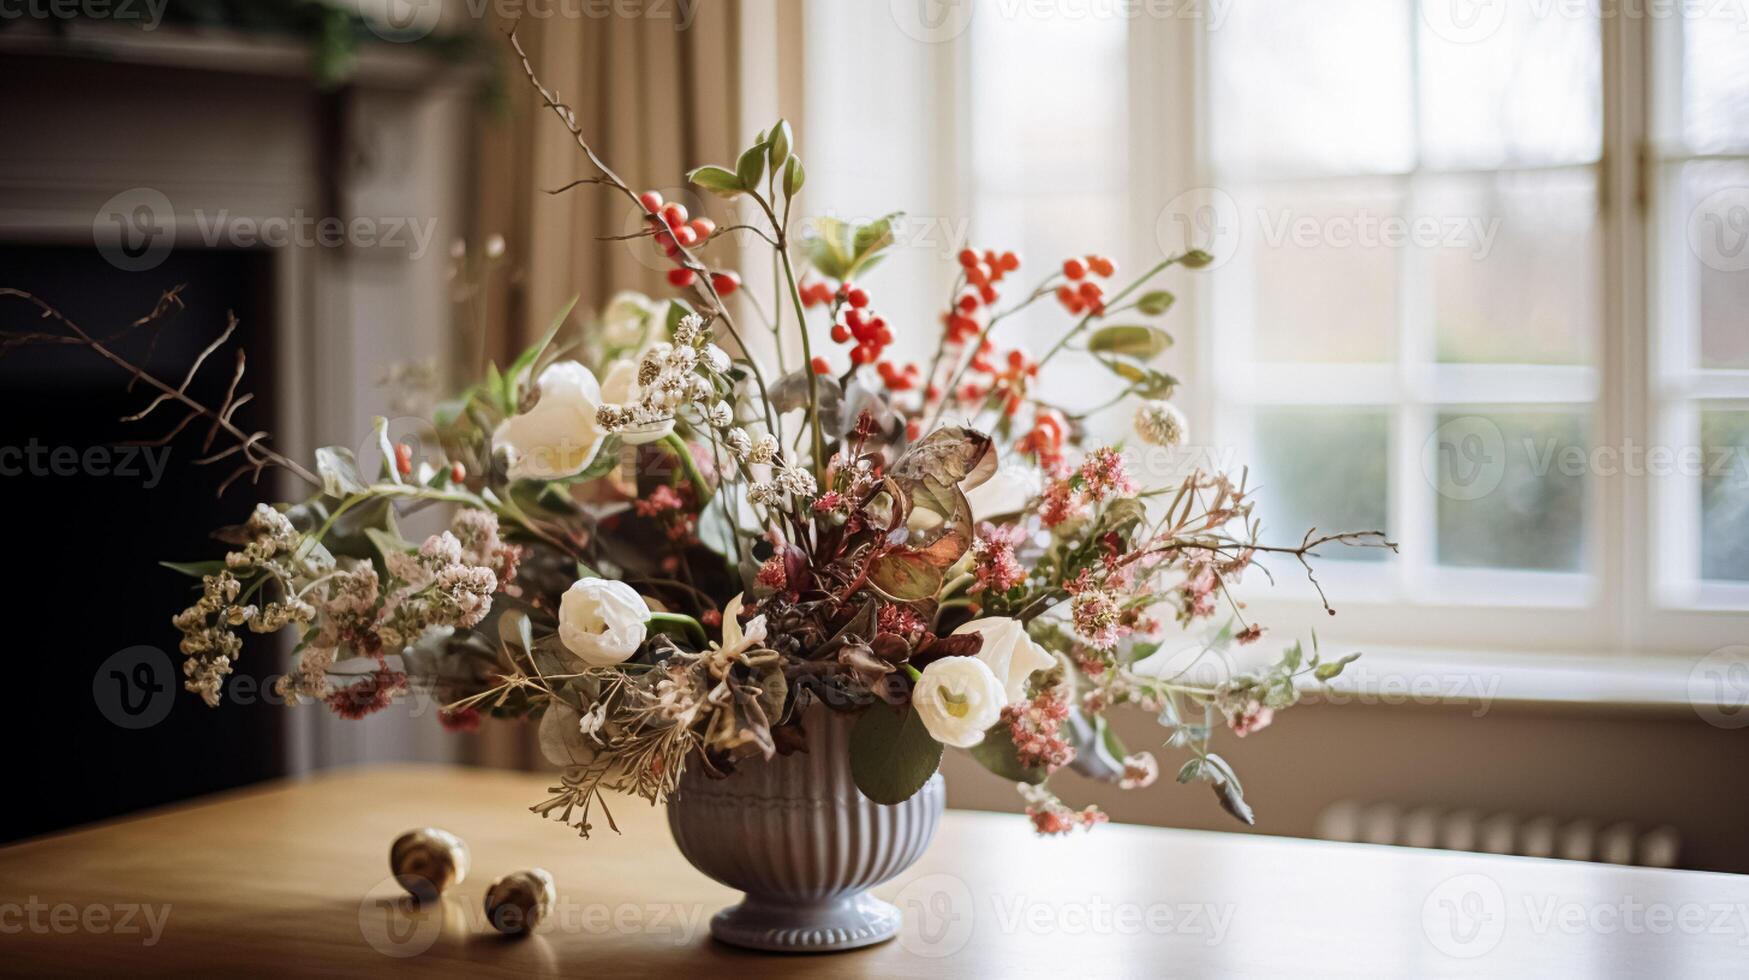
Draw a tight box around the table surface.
[2,765,1745,978]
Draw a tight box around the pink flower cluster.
[1040,447,1138,528]
[1066,569,1129,651]
[1000,692,1074,773]
[970,521,1027,595]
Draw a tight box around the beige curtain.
[460,0,802,769]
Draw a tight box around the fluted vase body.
[665,706,945,952]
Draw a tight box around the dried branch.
[0,287,320,493]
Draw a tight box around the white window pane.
[970,5,1128,189]
[1234,181,1402,363]
[1681,12,1749,154]
[1434,409,1588,572]
[1209,0,1414,176]
[1679,161,1749,369]
[1702,408,1749,582]
[1417,2,1601,169]
[1428,169,1599,365]
[1253,408,1392,562]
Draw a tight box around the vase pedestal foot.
[708,891,900,952]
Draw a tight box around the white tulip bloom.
[492,360,608,481]
[951,616,1055,702]
[558,577,651,667]
[912,656,1007,748]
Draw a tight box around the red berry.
[1007,349,1027,370]
[667,267,696,287]
[689,217,716,239]
[1063,257,1087,280]
[675,225,699,247]
[1087,255,1115,277]
[660,202,688,229]
[830,323,851,343]
[1078,280,1103,301]
[394,443,413,476]
[850,344,875,366]
[1000,251,1021,272]
[957,248,979,268]
[965,265,989,288]
[450,461,466,483]
[638,190,663,213]
[811,356,832,375]
[1056,285,1077,306]
[710,271,740,295]
[846,287,870,309]
[957,293,979,314]
[979,284,998,305]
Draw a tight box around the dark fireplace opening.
[1,243,288,843]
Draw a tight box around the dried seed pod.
[389,828,470,903]
[483,868,556,935]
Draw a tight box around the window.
[805,1,1749,656]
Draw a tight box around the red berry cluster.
[1016,408,1068,469]
[798,278,835,308]
[1055,254,1115,315]
[826,284,894,367]
[961,344,1039,417]
[639,190,740,295]
[945,247,1021,344]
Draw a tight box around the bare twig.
[0,287,320,492]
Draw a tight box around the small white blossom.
[748,433,779,464]
[1134,400,1188,447]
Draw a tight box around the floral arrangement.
[11,36,1391,839]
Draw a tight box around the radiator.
[1314,801,1682,869]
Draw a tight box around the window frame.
[1132,8,1749,658]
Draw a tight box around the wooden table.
[2,766,1745,977]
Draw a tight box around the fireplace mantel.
[0,22,479,773]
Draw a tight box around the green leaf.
[686,165,743,197]
[1181,249,1215,269]
[507,295,578,396]
[1135,290,1176,315]
[1095,355,1178,398]
[1087,324,1173,359]
[363,526,408,562]
[315,446,368,497]
[647,611,707,648]
[735,143,766,193]
[372,417,403,486]
[1314,652,1362,681]
[867,550,945,603]
[767,118,792,171]
[783,155,805,198]
[1176,758,1203,783]
[161,559,229,578]
[663,298,696,337]
[849,705,944,805]
[806,212,901,281]
[968,724,1049,784]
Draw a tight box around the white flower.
[705,400,733,428]
[558,577,651,667]
[578,699,608,737]
[493,361,608,480]
[711,593,768,659]
[912,656,1007,747]
[950,616,1055,702]
[748,433,779,464]
[1134,400,1187,447]
[963,465,1041,522]
[599,358,675,444]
